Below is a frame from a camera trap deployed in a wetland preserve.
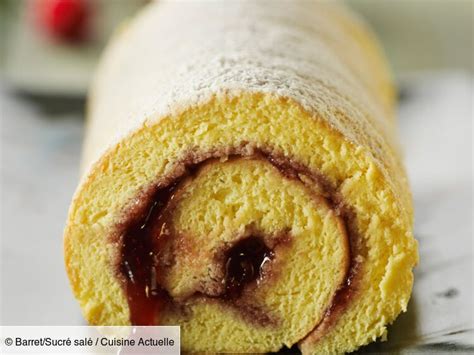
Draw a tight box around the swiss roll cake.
[64,1,418,353]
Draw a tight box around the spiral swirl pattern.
[64,1,418,353]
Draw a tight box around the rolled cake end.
[65,92,417,353]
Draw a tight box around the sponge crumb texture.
[64,1,418,354]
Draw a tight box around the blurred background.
[1,0,472,95]
[0,0,472,353]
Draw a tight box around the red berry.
[34,0,91,42]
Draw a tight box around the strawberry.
[34,0,91,42]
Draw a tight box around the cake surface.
[64,1,418,353]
